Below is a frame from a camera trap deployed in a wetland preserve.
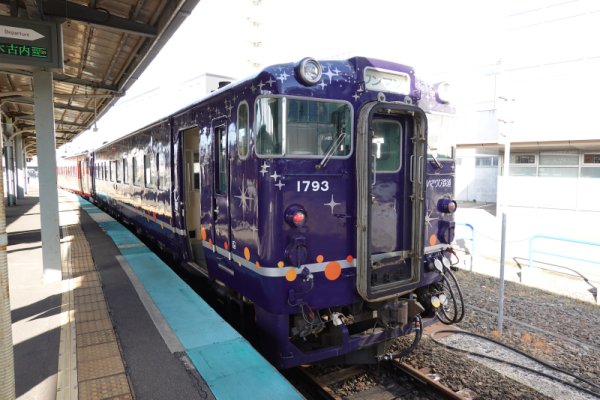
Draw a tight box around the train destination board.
[0,15,63,70]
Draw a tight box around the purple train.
[58,57,461,368]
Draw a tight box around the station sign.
[0,15,63,71]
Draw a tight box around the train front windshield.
[427,113,454,159]
[255,97,352,157]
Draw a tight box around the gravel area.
[399,269,600,399]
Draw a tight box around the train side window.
[237,102,249,159]
[144,153,156,188]
[215,126,227,193]
[193,152,200,190]
[133,156,142,186]
[255,97,282,156]
[115,160,122,183]
[123,158,129,184]
[158,153,168,190]
[109,160,115,182]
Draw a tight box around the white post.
[33,69,62,282]
[14,134,25,199]
[0,111,16,400]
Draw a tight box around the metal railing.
[453,222,475,271]
[526,234,600,304]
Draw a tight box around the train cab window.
[255,97,282,156]
[237,102,249,158]
[144,153,155,188]
[371,120,402,172]
[123,158,129,184]
[286,99,351,157]
[255,96,352,158]
[157,153,168,190]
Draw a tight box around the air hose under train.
[378,315,423,361]
[436,264,465,325]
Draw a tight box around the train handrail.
[454,222,475,271]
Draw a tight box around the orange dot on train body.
[346,255,354,264]
[255,261,261,268]
[244,247,251,261]
[324,261,342,281]
[277,261,285,268]
[201,228,207,241]
[429,234,437,246]
[285,269,297,282]
[316,255,324,263]
[224,241,229,250]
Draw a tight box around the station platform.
[7,187,303,400]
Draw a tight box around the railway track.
[297,361,476,400]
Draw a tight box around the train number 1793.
[296,180,329,192]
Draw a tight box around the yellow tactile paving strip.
[61,224,134,400]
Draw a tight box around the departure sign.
[0,16,63,70]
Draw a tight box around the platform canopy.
[0,0,201,156]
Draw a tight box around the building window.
[510,153,536,176]
[583,153,600,164]
[475,156,498,167]
[512,154,535,164]
[538,152,578,178]
[582,153,600,178]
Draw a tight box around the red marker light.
[292,211,306,226]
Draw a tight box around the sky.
[66,0,506,153]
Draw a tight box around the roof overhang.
[0,0,200,156]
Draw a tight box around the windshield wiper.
[428,145,443,170]
[316,132,346,170]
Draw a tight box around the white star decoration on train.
[352,92,361,101]
[318,81,327,90]
[425,211,439,227]
[275,181,285,190]
[266,77,276,86]
[259,162,270,176]
[270,171,281,181]
[277,72,289,83]
[257,81,265,91]
[235,183,252,215]
[324,195,341,214]
[323,67,339,82]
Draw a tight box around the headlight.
[296,57,322,86]
[435,81,451,104]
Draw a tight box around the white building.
[455,0,600,213]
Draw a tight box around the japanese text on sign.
[0,42,47,58]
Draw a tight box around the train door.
[211,117,232,262]
[356,102,427,301]
[182,127,204,263]
[77,160,83,193]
